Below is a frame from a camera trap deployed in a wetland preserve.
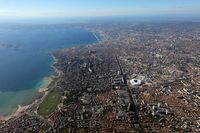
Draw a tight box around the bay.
[0,27,97,116]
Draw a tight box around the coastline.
[88,29,102,42]
[0,54,60,122]
[0,104,31,121]
[92,32,100,41]
[0,29,100,122]
[50,53,63,78]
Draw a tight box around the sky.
[0,0,200,19]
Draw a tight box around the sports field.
[38,91,62,117]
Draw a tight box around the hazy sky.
[0,0,200,18]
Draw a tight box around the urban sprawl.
[0,22,200,133]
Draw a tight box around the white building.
[130,79,142,86]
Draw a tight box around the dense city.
[0,21,200,132]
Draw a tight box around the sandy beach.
[0,105,30,121]
[0,28,96,123]
[38,77,53,93]
[0,55,60,122]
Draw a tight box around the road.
[115,56,145,133]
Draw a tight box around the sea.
[0,26,97,116]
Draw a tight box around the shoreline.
[0,54,61,122]
[0,104,31,121]
[50,53,63,78]
[88,28,102,42]
[92,32,100,41]
[0,29,100,122]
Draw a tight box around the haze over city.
[0,0,200,19]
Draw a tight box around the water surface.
[0,27,97,115]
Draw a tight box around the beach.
[0,65,57,121]
[0,28,97,121]
[0,105,30,121]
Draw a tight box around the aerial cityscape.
[0,0,200,133]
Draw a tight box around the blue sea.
[0,27,97,116]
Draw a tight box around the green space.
[38,91,62,117]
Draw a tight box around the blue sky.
[0,0,200,18]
